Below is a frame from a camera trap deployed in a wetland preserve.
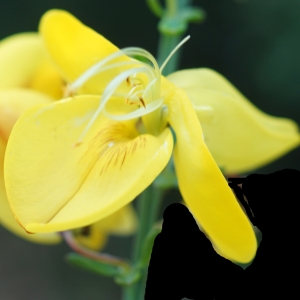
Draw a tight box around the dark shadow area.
[146,169,300,299]
[145,203,243,299]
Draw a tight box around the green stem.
[157,34,182,76]
[122,0,196,297]
[136,188,164,299]
[122,186,164,300]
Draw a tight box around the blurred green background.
[1,0,300,299]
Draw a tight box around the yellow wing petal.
[5,95,173,233]
[167,69,300,173]
[167,87,257,263]
[39,10,130,95]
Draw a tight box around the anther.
[63,83,75,98]
[126,76,131,87]
[139,97,146,108]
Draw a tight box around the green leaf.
[65,253,123,278]
[180,7,206,23]
[146,0,164,17]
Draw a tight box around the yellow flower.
[0,32,136,248]
[4,10,298,262]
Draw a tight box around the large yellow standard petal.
[167,69,300,174]
[5,95,173,233]
[0,89,60,244]
[39,10,131,95]
[167,87,257,263]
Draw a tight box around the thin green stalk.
[122,0,197,297]
[122,186,164,300]
[166,0,177,15]
[136,188,164,299]
[122,186,153,300]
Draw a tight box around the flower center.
[70,36,190,144]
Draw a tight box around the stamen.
[71,36,190,145]
[159,35,191,73]
[102,98,164,121]
[76,66,153,144]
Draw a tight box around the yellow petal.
[167,87,257,263]
[39,10,130,95]
[167,69,300,173]
[5,95,173,233]
[74,204,137,251]
[74,226,107,251]
[0,134,60,244]
[0,33,44,89]
[29,60,64,100]
[93,204,137,235]
[0,88,53,142]
[0,32,64,99]
[0,88,58,243]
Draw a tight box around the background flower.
[0,33,62,244]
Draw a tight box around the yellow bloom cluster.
[1,10,299,262]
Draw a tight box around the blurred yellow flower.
[4,10,298,262]
[0,33,62,244]
[0,32,63,99]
